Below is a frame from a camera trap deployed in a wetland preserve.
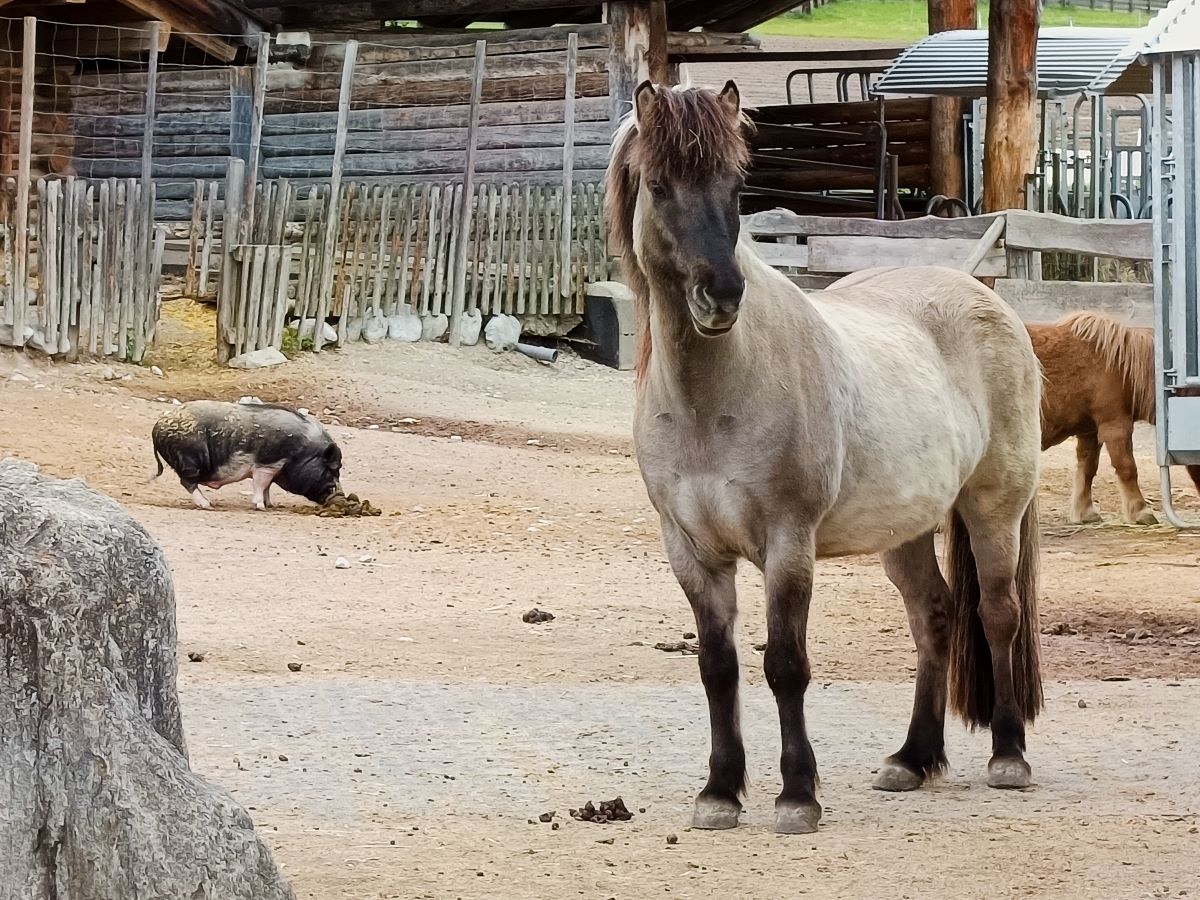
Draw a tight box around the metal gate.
[1148,3,1200,527]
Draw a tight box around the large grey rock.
[0,460,294,900]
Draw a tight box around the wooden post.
[244,32,270,236]
[605,1,666,127]
[313,39,357,352]
[982,0,1040,213]
[927,0,974,201]
[217,158,245,364]
[559,32,578,299]
[449,40,486,348]
[11,16,35,347]
[139,22,160,359]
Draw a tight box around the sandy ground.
[2,299,1199,898]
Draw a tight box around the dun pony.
[610,81,1044,836]
[1029,311,1200,524]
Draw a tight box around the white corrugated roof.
[1141,0,1200,55]
[872,27,1149,99]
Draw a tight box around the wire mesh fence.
[0,16,613,363]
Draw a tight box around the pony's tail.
[946,499,1044,729]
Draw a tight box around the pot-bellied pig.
[152,400,342,510]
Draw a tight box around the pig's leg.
[184,481,213,510]
[251,467,280,511]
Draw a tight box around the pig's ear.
[324,443,341,464]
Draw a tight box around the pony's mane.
[606,86,753,383]
[1058,311,1157,423]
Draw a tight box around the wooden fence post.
[449,39,486,348]
[244,32,270,237]
[313,39,357,352]
[559,32,578,298]
[137,21,160,363]
[217,158,245,364]
[11,16,35,347]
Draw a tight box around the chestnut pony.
[1029,311,1200,524]
[609,81,1045,834]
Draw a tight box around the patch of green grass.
[756,0,1148,42]
[280,326,314,358]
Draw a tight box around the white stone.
[151,366,164,377]
[451,309,483,346]
[228,348,288,370]
[362,316,388,344]
[388,313,422,342]
[484,314,521,352]
[420,314,449,342]
[334,557,351,569]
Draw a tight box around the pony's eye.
[649,181,668,199]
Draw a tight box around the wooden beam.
[982,0,1039,212]
[927,0,974,201]
[807,235,1007,277]
[646,0,668,84]
[258,0,596,26]
[1004,210,1153,260]
[995,279,1153,326]
[115,0,240,62]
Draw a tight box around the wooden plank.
[9,16,34,348]
[306,24,612,66]
[261,145,610,180]
[517,184,531,315]
[259,121,613,158]
[244,33,271,233]
[449,40,487,347]
[115,0,239,62]
[751,241,810,268]
[1004,210,1153,260]
[960,216,1007,276]
[559,31,578,299]
[198,181,218,295]
[261,96,610,137]
[217,159,245,361]
[806,235,1007,277]
[995,279,1153,326]
[313,39,357,351]
[741,210,1001,240]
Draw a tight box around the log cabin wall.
[41,22,617,219]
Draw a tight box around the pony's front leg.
[764,535,821,834]
[662,524,744,830]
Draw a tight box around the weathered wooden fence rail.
[0,176,167,360]
[744,208,1155,324]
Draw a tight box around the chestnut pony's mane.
[605,85,753,382]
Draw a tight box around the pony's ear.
[634,80,658,125]
[717,80,741,117]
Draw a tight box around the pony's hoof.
[872,761,924,792]
[692,797,741,830]
[1071,508,1102,525]
[1134,511,1159,526]
[774,801,822,834]
[987,757,1033,789]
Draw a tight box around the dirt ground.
[2,299,1199,898]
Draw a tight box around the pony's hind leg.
[952,491,1041,789]
[1070,433,1103,524]
[873,531,950,792]
[1099,421,1157,525]
[662,523,745,830]
[764,534,822,834]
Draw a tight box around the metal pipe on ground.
[516,342,558,364]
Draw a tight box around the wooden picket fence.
[212,175,609,360]
[1,176,167,361]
